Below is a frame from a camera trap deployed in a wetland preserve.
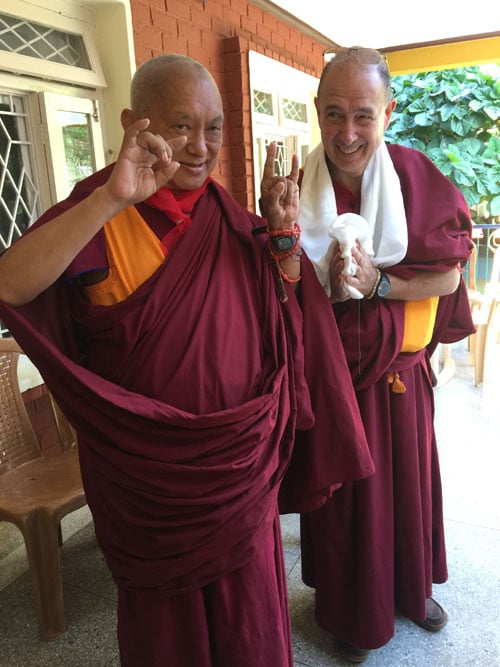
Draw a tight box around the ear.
[384,98,397,130]
[121,108,136,130]
[314,96,320,120]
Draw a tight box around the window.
[39,93,105,201]
[253,90,274,117]
[0,12,91,69]
[0,1,110,337]
[282,98,308,123]
[0,92,39,249]
[0,4,106,88]
[249,51,319,209]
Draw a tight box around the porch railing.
[466,223,500,291]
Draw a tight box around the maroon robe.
[0,174,372,666]
[300,144,475,649]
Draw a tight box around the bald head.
[318,47,392,103]
[130,54,220,116]
[123,54,224,193]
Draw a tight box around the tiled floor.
[0,338,499,666]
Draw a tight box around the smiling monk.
[0,54,372,667]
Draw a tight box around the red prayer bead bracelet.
[266,221,301,237]
[267,222,302,285]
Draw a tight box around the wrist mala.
[267,221,301,259]
[366,268,381,299]
[267,222,302,301]
[267,221,301,238]
[268,221,301,251]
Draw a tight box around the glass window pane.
[282,98,308,123]
[0,13,90,69]
[58,111,94,194]
[253,90,274,116]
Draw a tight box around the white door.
[38,92,105,202]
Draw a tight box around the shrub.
[385,66,500,221]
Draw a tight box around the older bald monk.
[0,54,372,666]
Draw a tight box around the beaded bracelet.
[268,233,302,282]
[268,222,301,262]
[266,222,302,301]
[278,264,302,284]
[267,221,301,238]
[271,259,301,304]
[366,268,381,299]
[269,244,302,286]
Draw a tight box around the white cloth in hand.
[298,142,408,299]
[329,213,374,299]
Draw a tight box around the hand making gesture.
[260,142,301,295]
[260,142,300,232]
[106,118,187,208]
[0,120,187,306]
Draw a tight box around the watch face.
[271,235,296,252]
[377,274,391,298]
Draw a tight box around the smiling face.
[315,60,396,193]
[126,58,224,193]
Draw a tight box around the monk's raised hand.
[260,142,299,231]
[107,119,187,206]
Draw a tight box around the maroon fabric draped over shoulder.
[0,175,372,597]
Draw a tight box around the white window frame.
[37,92,106,202]
[249,51,319,209]
[1,0,106,88]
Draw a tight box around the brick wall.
[130,0,326,210]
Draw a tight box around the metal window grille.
[253,90,274,116]
[0,93,40,337]
[282,98,307,123]
[0,13,90,69]
[264,138,288,177]
[0,93,39,250]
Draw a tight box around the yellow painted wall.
[386,36,500,75]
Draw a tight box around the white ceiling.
[261,0,500,51]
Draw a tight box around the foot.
[415,597,449,632]
[333,639,370,663]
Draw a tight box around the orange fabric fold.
[84,207,165,306]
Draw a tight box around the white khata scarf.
[298,142,408,299]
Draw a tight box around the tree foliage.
[385,66,500,220]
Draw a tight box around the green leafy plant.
[385,66,500,221]
[61,123,94,191]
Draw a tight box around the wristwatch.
[270,235,297,253]
[377,273,392,298]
